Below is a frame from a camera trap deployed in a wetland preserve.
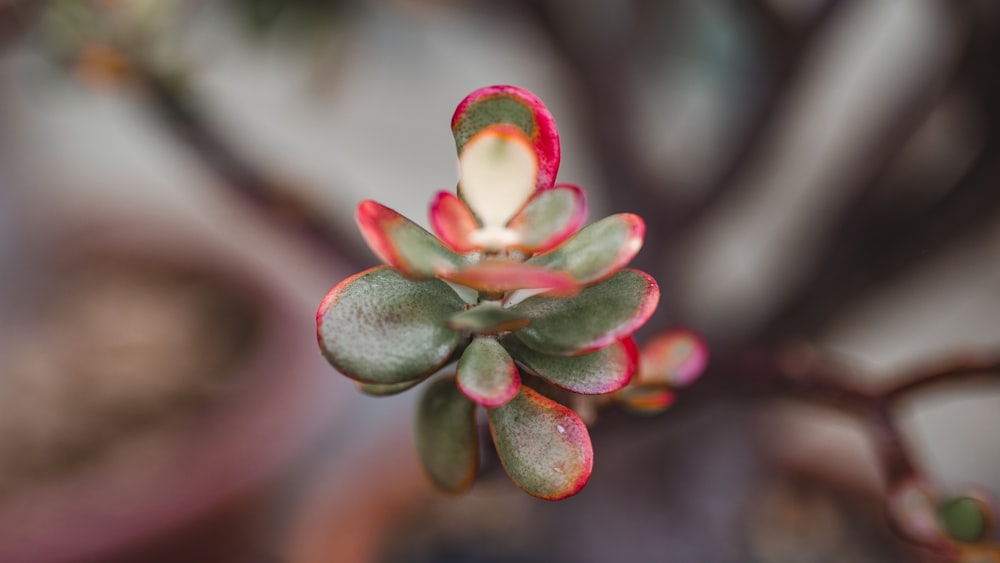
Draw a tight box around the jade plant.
[316,85,659,500]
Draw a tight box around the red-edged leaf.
[441,260,580,296]
[457,337,520,407]
[510,269,659,356]
[416,376,479,493]
[614,386,676,415]
[447,302,531,334]
[316,266,465,384]
[886,479,950,549]
[638,329,709,388]
[357,378,426,397]
[507,184,587,254]
[502,336,637,395]
[527,213,645,285]
[452,84,560,191]
[488,386,593,500]
[356,200,465,278]
[429,191,480,253]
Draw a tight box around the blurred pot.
[0,218,332,563]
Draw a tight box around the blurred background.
[0,0,998,561]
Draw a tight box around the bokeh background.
[0,0,998,561]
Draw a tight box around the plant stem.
[130,64,372,270]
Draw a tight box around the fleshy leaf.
[502,336,637,395]
[488,386,593,500]
[416,377,479,493]
[429,191,481,253]
[886,479,948,547]
[527,213,645,285]
[939,496,989,543]
[357,378,425,397]
[507,184,587,254]
[457,125,538,231]
[356,200,466,278]
[442,260,580,296]
[447,302,531,334]
[614,386,676,415]
[316,266,465,384]
[509,269,659,356]
[457,337,520,407]
[639,329,709,388]
[452,84,560,191]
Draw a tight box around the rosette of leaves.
[316,85,659,500]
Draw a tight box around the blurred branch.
[518,0,850,240]
[0,0,41,48]
[513,1,662,222]
[657,342,1000,506]
[131,66,370,270]
[883,356,1000,402]
[755,3,1000,342]
[671,0,850,233]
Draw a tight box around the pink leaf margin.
[452,85,561,191]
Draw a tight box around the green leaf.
[638,329,709,387]
[356,378,425,397]
[442,260,579,296]
[447,301,531,334]
[886,479,944,546]
[451,85,560,191]
[453,92,536,152]
[317,266,465,384]
[527,213,644,284]
[938,496,988,543]
[507,184,587,253]
[488,386,593,500]
[509,269,659,356]
[614,385,676,415]
[416,377,479,493]
[502,336,637,394]
[356,200,467,278]
[457,337,520,407]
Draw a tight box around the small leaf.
[416,377,479,493]
[639,329,709,388]
[507,184,587,254]
[457,337,520,407]
[429,191,480,253]
[614,386,676,415]
[457,125,538,229]
[510,269,659,356]
[939,496,989,543]
[452,84,560,191]
[886,479,948,547]
[357,378,425,397]
[488,386,593,500]
[442,260,580,296]
[317,267,465,384]
[502,336,637,394]
[356,200,466,278]
[447,302,531,334]
[527,213,644,285]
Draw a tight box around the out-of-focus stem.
[131,64,371,270]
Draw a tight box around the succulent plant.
[316,85,659,500]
